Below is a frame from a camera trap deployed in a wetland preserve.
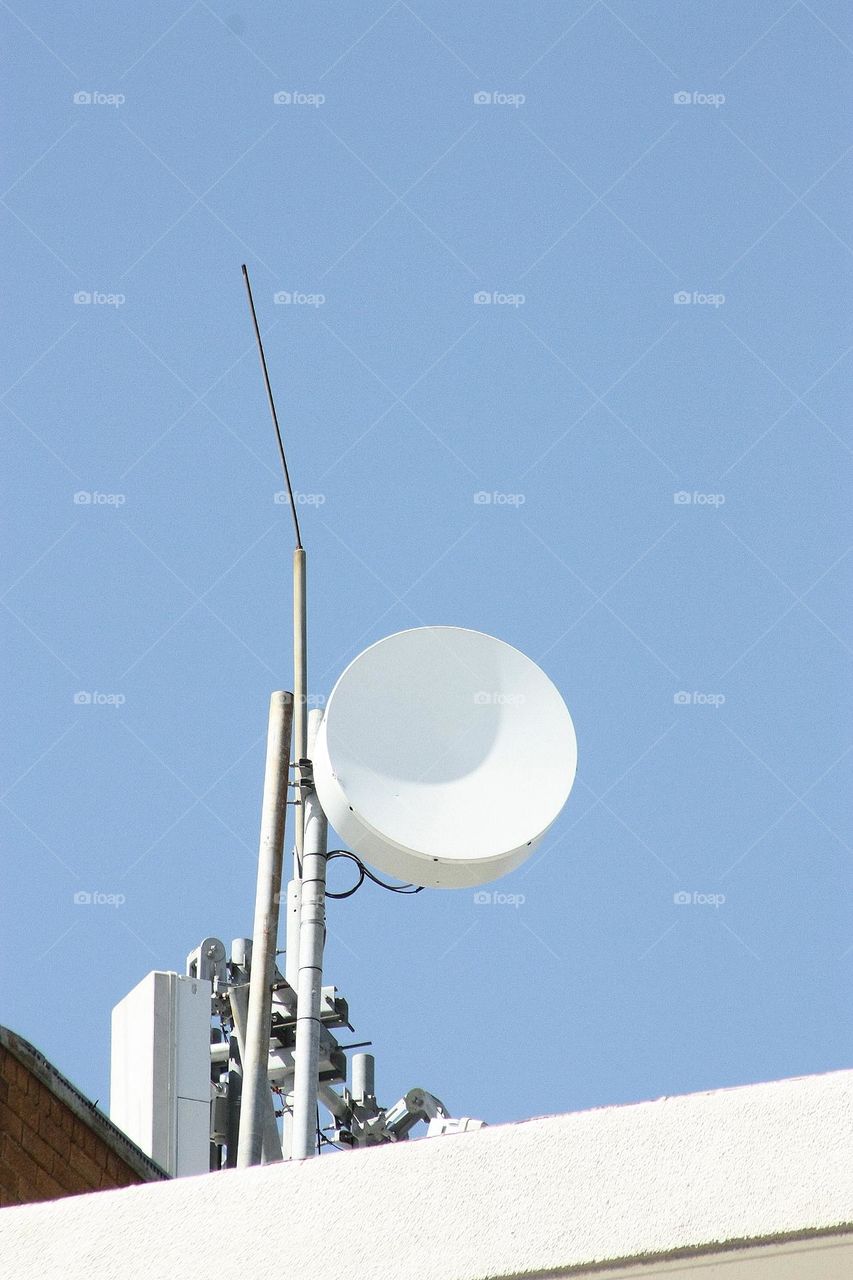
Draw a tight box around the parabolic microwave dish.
[312,626,577,889]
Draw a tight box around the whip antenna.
[242,264,302,549]
[241,264,307,873]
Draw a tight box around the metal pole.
[352,1053,375,1105]
[291,708,328,1159]
[229,984,281,1162]
[281,876,301,1159]
[283,546,308,1161]
[237,690,293,1169]
[293,545,307,873]
[224,1033,242,1168]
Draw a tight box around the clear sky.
[2,1,851,1131]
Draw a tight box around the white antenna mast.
[110,273,578,1177]
[240,263,306,830]
[239,266,326,1164]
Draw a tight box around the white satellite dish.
[312,626,577,888]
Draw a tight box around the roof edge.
[0,1026,168,1184]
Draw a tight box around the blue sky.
[2,1,851,1131]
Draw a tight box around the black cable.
[325,850,423,899]
[325,851,364,899]
[242,264,303,549]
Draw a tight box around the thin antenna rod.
[241,263,307,1054]
[241,264,302,549]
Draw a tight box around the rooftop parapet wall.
[0,1068,851,1279]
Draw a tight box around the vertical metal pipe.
[281,878,301,1160]
[284,881,302,991]
[293,546,307,874]
[237,690,293,1169]
[229,984,280,1163]
[224,1034,242,1168]
[352,1053,375,1105]
[290,709,328,1160]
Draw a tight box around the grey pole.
[237,690,293,1169]
[229,984,281,1162]
[290,708,328,1160]
[283,548,308,1160]
[293,546,307,873]
[352,1053,375,1105]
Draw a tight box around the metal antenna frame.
[239,267,325,1162]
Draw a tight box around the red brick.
[60,1103,80,1135]
[0,1157,20,1206]
[20,1119,56,1174]
[46,1124,71,1165]
[67,1139,103,1188]
[14,1172,43,1206]
[4,1137,45,1197]
[46,1093,64,1124]
[78,1123,109,1168]
[0,1054,151,1205]
[11,1081,41,1122]
[104,1153,137,1187]
[52,1150,90,1195]
[0,1099,24,1146]
[28,1160,64,1202]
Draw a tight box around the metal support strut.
[291,708,328,1159]
[237,690,293,1169]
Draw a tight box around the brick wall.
[0,1031,167,1207]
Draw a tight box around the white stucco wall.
[1,1069,851,1280]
